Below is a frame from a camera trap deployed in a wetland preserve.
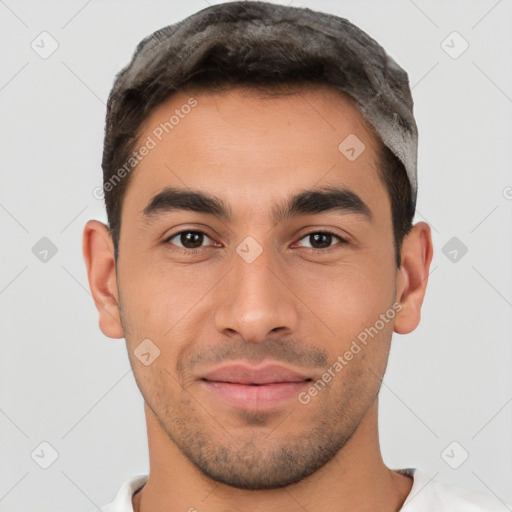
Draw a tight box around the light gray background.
[1,0,511,510]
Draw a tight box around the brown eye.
[296,231,346,250]
[165,230,213,250]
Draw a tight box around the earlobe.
[394,222,433,335]
[82,220,125,339]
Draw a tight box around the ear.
[82,220,124,339]
[394,222,433,334]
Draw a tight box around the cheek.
[119,258,194,327]
[290,258,396,340]
[118,261,217,366]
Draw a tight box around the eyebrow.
[141,185,372,224]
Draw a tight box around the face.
[114,85,401,489]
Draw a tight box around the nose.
[214,242,299,343]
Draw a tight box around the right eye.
[163,230,220,252]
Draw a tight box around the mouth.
[198,363,313,411]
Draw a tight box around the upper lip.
[200,363,312,385]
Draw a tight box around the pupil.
[311,233,331,248]
[182,232,203,248]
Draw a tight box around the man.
[82,2,508,510]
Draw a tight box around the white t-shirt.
[98,468,510,511]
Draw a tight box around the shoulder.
[398,468,510,512]
[96,475,148,512]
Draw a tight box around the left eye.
[165,230,214,250]
[296,231,345,250]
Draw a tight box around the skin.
[83,84,433,512]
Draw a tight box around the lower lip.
[200,380,310,410]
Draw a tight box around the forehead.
[122,84,386,220]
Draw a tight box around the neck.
[133,400,412,512]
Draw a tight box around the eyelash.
[163,229,347,254]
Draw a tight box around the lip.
[198,363,312,411]
[201,363,311,385]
